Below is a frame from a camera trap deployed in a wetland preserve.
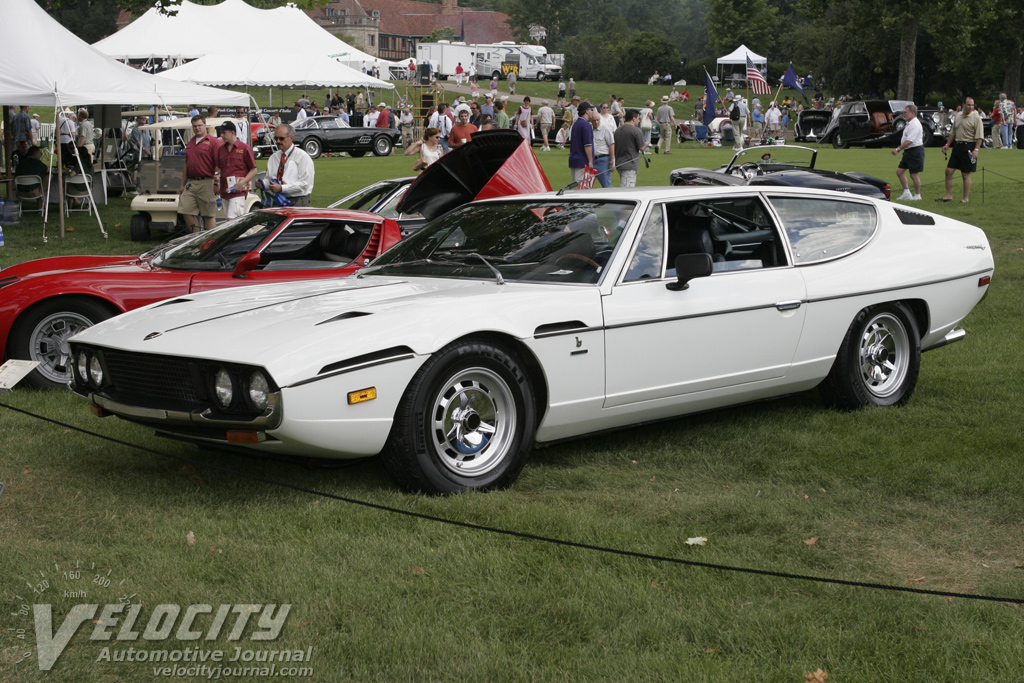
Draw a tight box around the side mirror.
[666,253,712,291]
[232,251,261,278]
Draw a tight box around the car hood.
[0,255,142,280]
[73,275,600,386]
[397,129,551,221]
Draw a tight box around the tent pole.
[55,103,66,239]
[2,106,9,199]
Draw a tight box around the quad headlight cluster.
[211,366,272,413]
[74,348,106,388]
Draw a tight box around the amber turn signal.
[348,387,377,405]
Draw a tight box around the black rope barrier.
[2,400,1021,605]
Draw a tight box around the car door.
[602,195,807,409]
[837,102,871,143]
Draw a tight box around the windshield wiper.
[474,254,505,285]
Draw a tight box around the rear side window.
[770,197,877,264]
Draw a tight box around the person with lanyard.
[177,115,222,232]
[937,97,983,203]
[215,121,257,219]
[266,124,315,207]
[892,103,924,201]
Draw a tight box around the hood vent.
[316,311,372,326]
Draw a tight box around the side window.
[624,205,665,281]
[663,196,785,275]
[769,197,877,264]
[260,221,335,264]
[320,119,339,129]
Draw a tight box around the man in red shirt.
[449,108,478,150]
[376,103,392,129]
[177,115,222,232]
[216,121,257,219]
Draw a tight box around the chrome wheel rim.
[431,367,516,478]
[859,312,910,398]
[374,138,390,155]
[29,312,94,384]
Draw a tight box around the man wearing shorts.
[937,97,983,203]
[892,103,924,201]
[216,121,257,219]
[178,115,222,231]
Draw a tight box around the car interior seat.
[321,224,369,263]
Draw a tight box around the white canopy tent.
[94,0,405,77]
[716,45,767,83]
[160,53,394,91]
[0,0,249,240]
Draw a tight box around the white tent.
[160,53,394,91]
[94,0,405,77]
[716,45,767,67]
[0,0,248,107]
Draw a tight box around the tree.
[428,26,457,42]
[705,0,778,56]
[611,32,680,83]
[38,0,119,43]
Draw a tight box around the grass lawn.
[2,140,1024,681]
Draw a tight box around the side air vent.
[534,321,589,338]
[893,208,935,225]
[317,346,416,376]
[316,311,373,326]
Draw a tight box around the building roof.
[360,0,513,41]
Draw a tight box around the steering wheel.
[555,253,600,269]
[738,162,763,180]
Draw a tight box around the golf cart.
[129,117,264,241]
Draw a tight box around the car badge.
[144,332,162,341]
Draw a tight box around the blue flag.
[782,64,808,104]
[703,69,718,126]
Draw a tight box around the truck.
[415,41,478,81]
[473,42,561,81]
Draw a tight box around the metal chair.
[65,174,93,215]
[15,175,45,215]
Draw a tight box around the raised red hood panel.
[475,137,552,201]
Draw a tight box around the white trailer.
[473,42,562,81]
[415,41,478,81]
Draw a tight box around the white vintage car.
[69,185,993,493]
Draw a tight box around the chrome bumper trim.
[922,328,966,353]
[89,391,282,429]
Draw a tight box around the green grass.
[2,141,1024,681]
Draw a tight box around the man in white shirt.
[428,103,453,152]
[892,103,924,200]
[537,100,555,151]
[265,125,315,206]
[365,105,380,128]
[294,102,307,122]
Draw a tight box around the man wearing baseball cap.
[216,120,257,219]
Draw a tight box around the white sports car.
[69,185,993,493]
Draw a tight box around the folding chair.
[692,124,711,148]
[65,174,94,215]
[15,175,45,215]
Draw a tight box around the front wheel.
[9,298,116,389]
[819,303,921,410]
[832,132,850,150]
[129,214,151,241]
[381,339,537,494]
[302,137,322,159]
[372,136,393,157]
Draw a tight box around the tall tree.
[705,0,778,56]
[38,0,119,43]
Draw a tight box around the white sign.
[0,359,39,391]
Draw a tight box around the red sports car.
[0,130,551,390]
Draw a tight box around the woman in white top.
[405,127,443,171]
[515,97,534,140]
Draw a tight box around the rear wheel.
[10,298,115,390]
[381,339,536,494]
[832,132,850,149]
[372,136,393,157]
[819,303,921,409]
[492,70,501,80]
[129,214,151,241]
[302,137,322,159]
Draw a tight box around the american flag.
[746,56,770,95]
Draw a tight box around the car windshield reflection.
[150,212,287,271]
[364,200,636,284]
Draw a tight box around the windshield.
[731,146,815,169]
[365,200,635,284]
[329,180,405,212]
[151,212,287,271]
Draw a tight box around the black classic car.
[793,109,833,143]
[669,145,890,200]
[291,116,402,159]
[821,100,935,149]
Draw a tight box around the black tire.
[381,339,537,494]
[9,298,116,390]
[537,73,546,81]
[832,132,850,150]
[302,137,322,159]
[491,70,502,80]
[819,303,921,410]
[372,136,393,157]
[349,150,366,158]
[129,214,150,241]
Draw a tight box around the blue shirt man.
[568,103,596,184]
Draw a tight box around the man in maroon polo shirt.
[216,121,257,219]
[178,115,222,232]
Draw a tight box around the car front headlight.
[76,350,90,384]
[88,355,104,386]
[246,370,270,412]
[213,368,234,408]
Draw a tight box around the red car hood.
[1,255,143,280]
[397,129,551,221]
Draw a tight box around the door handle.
[775,300,802,311]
